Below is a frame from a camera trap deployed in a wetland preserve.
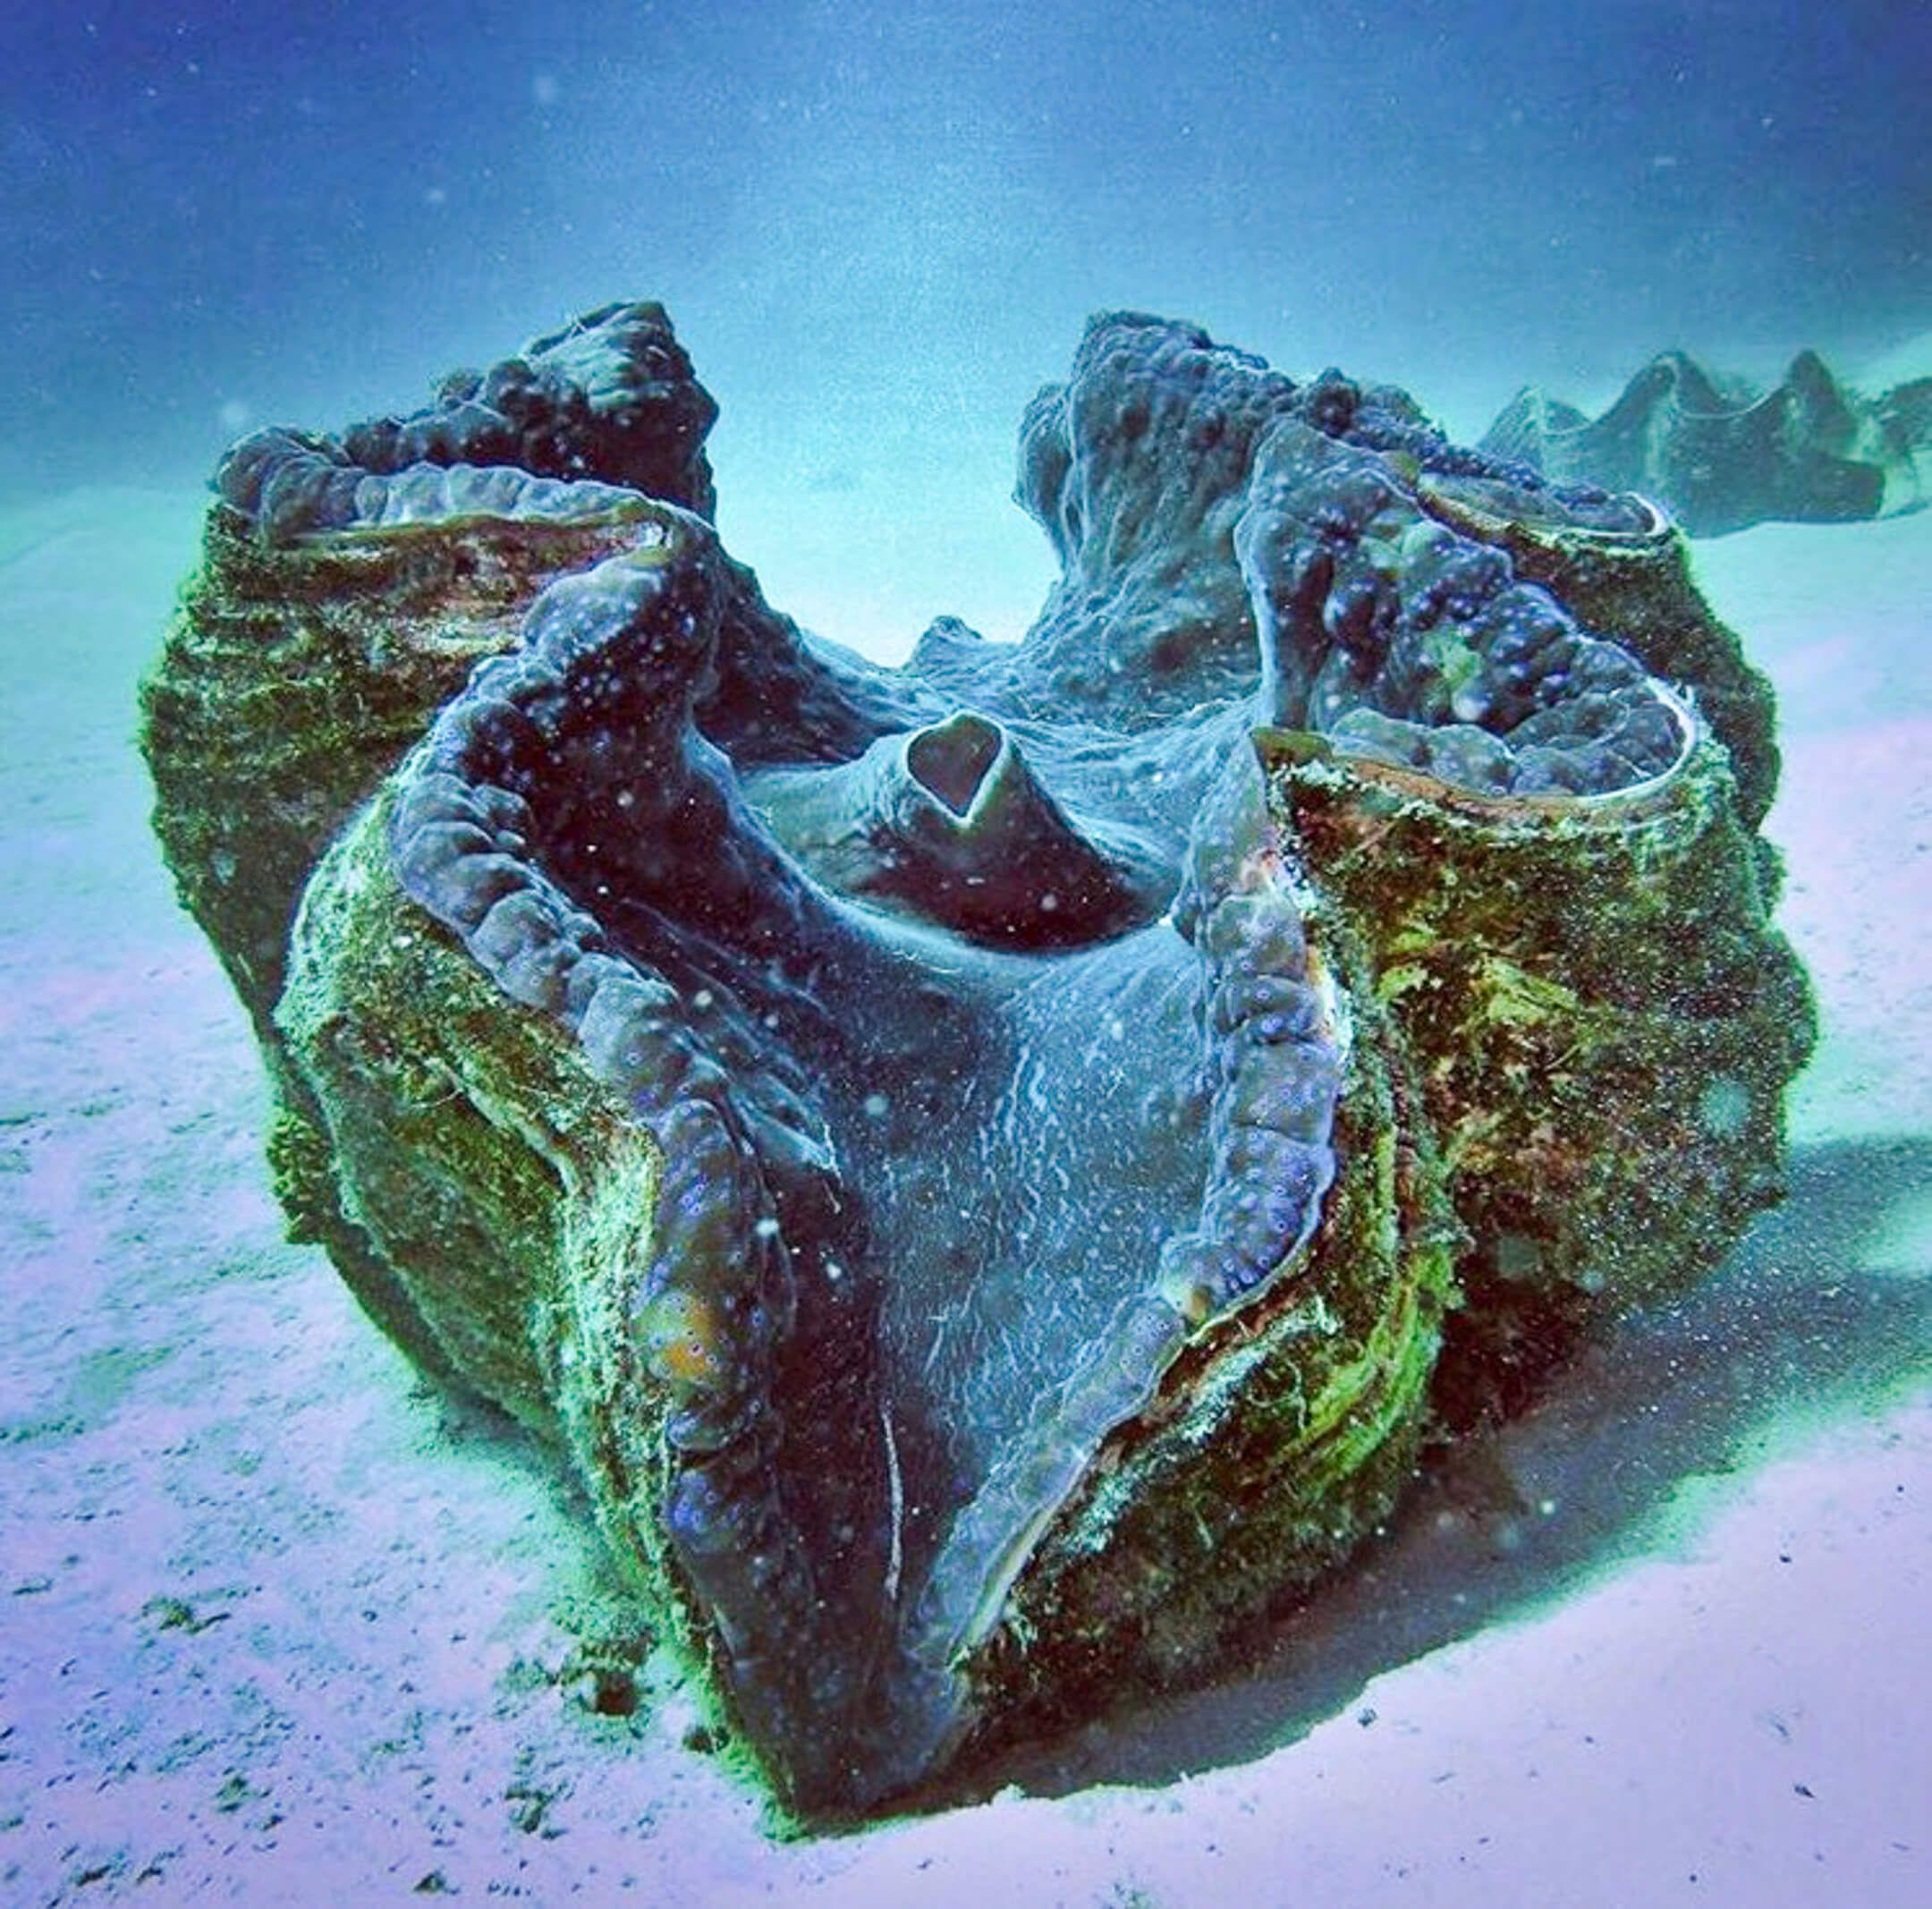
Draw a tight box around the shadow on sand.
[975,1133,1932,1801]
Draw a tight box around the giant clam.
[141,302,1812,1813]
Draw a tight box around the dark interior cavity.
[907,711,1003,815]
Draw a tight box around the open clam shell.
[142,303,1812,1815]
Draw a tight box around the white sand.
[0,491,1926,1906]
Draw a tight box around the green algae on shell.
[139,497,673,1041]
[1265,715,1813,1424]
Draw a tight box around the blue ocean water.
[4,0,1927,650]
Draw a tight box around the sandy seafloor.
[0,483,1927,1908]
